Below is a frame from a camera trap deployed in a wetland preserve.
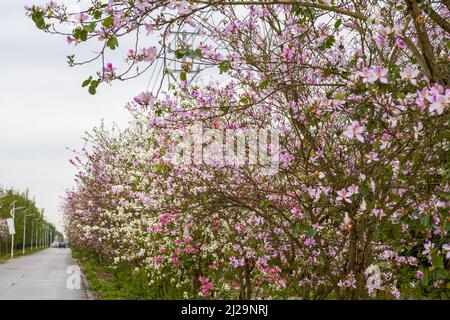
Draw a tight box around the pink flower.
[133,91,154,106]
[198,277,214,297]
[343,121,365,143]
[395,38,406,49]
[400,67,419,85]
[365,151,379,163]
[127,49,136,58]
[304,238,315,247]
[422,241,434,256]
[359,67,372,83]
[141,46,157,63]
[105,63,114,72]
[347,184,359,196]
[103,63,116,82]
[171,256,179,265]
[307,187,322,202]
[291,206,304,218]
[75,12,88,23]
[66,36,74,45]
[443,244,450,259]
[378,25,393,36]
[426,91,448,115]
[144,23,154,35]
[336,188,352,203]
[369,66,388,84]
[371,208,385,220]
[416,270,424,280]
[229,256,245,268]
[282,46,294,60]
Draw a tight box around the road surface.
[0,248,87,300]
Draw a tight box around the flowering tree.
[0,219,8,242]
[30,1,449,299]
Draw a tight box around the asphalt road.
[0,248,87,300]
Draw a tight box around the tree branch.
[192,0,368,21]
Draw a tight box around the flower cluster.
[30,0,449,299]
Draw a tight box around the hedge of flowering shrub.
[0,219,8,242]
[29,1,449,299]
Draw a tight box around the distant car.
[58,242,67,248]
[51,242,58,248]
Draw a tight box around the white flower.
[400,67,419,85]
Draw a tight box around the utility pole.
[9,201,16,258]
[23,212,34,255]
[9,201,25,258]
[31,218,37,251]
[34,219,38,249]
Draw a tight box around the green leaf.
[318,35,335,51]
[92,10,102,20]
[88,80,99,95]
[432,255,444,269]
[175,48,188,59]
[335,93,346,100]
[220,105,230,115]
[291,4,302,16]
[335,19,342,29]
[155,163,165,175]
[291,222,301,233]
[421,215,432,228]
[102,16,114,28]
[190,48,202,59]
[240,97,249,104]
[31,11,47,30]
[218,61,231,74]
[260,199,271,209]
[435,269,448,279]
[180,71,187,81]
[88,84,97,95]
[396,92,406,100]
[73,28,88,41]
[259,80,269,90]
[421,270,429,285]
[84,22,96,33]
[107,37,119,50]
[82,77,92,88]
[305,228,317,238]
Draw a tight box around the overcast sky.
[0,1,151,232]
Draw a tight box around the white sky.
[0,1,151,232]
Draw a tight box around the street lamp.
[9,201,25,258]
[31,218,37,251]
[23,211,34,255]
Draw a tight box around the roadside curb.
[72,256,98,300]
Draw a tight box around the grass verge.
[0,246,49,264]
[71,248,155,300]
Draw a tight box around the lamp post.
[9,201,25,259]
[31,218,35,251]
[23,212,34,255]
[41,224,45,248]
[34,220,39,249]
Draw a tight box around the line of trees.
[0,188,62,257]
